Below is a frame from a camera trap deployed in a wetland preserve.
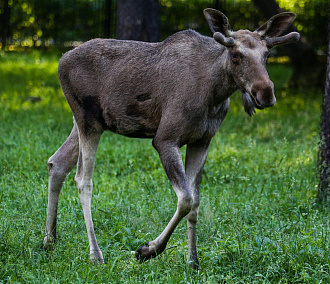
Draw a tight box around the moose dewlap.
[43,9,299,269]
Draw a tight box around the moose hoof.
[43,236,56,251]
[135,242,158,262]
[187,259,200,270]
[90,250,105,264]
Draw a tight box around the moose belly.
[101,92,161,138]
[103,110,159,139]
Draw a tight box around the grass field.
[0,51,328,283]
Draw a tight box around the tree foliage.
[0,0,115,49]
[0,0,327,55]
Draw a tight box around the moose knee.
[48,152,76,175]
[186,200,200,222]
[76,179,93,195]
[178,193,193,216]
[47,157,71,189]
[48,159,64,175]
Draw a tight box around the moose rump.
[58,39,164,138]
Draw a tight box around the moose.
[43,9,299,269]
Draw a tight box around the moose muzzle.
[250,80,276,109]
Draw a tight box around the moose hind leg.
[75,129,104,263]
[44,123,79,250]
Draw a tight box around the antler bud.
[213,32,235,47]
[266,32,300,48]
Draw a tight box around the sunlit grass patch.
[0,51,68,111]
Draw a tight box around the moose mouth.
[241,91,263,117]
[249,91,264,110]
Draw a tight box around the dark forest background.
[0,0,327,54]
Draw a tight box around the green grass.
[0,51,328,283]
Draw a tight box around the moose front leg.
[185,140,210,269]
[136,139,193,261]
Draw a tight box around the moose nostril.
[251,91,261,106]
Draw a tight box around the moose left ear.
[204,8,232,36]
[255,12,296,38]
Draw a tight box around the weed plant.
[0,52,328,283]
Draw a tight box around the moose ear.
[204,8,232,36]
[255,12,296,38]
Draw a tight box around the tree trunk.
[116,0,159,42]
[317,16,330,203]
[103,0,112,38]
[1,0,10,48]
[251,0,323,89]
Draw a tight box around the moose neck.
[209,46,239,106]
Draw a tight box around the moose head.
[204,9,300,116]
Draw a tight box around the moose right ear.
[255,12,296,38]
[204,8,232,36]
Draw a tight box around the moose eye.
[231,52,240,63]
